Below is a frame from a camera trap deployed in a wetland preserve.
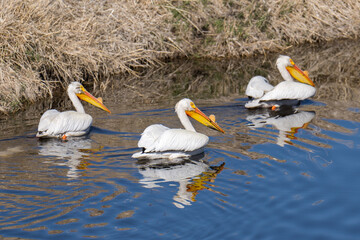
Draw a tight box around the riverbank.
[0,0,359,113]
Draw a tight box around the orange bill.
[76,87,111,113]
[186,107,225,133]
[286,64,315,87]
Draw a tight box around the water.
[1,40,360,239]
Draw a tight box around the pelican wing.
[144,128,209,153]
[260,81,316,101]
[138,124,170,148]
[37,111,92,137]
[37,109,60,132]
[245,76,274,99]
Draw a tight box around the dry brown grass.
[104,40,360,108]
[0,0,172,113]
[0,0,359,113]
[166,0,360,56]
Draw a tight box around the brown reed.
[0,0,359,113]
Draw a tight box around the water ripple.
[1,97,360,239]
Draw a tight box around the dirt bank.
[0,0,359,113]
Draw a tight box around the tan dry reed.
[0,0,359,113]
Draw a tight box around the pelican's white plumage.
[37,111,92,138]
[255,81,315,101]
[132,98,224,159]
[245,76,274,99]
[139,126,208,153]
[37,82,110,139]
[245,55,316,108]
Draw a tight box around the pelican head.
[68,82,111,113]
[175,98,224,133]
[276,55,315,87]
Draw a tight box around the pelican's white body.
[132,99,211,159]
[245,56,316,108]
[36,82,93,138]
[37,110,92,138]
[137,124,208,153]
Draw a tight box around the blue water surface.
[1,93,360,240]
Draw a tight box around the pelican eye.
[289,59,295,66]
[190,102,196,109]
[79,85,86,93]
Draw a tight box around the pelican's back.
[260,81,316,101]
[245,76,274,99]
[138,124,170,149]
[37,111,92,137]
[37,109,60,133]
[144,128,209,153]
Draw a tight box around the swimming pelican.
[36,82,111,139]
[132,98,225,159]
[245,55,316,108]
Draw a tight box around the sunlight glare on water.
[0,41,360,239]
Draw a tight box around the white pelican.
[36,82,111,140]
[245,55,316,108]
[132,98,225,159]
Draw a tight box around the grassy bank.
[0,0,359,113]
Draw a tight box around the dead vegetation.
[0,0,359,113]
[96,39,360,115]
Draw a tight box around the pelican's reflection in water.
[38,138,96,178]
[247,106,315,147]
[136,154,225,208]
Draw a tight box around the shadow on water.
[246,106,316,147]
[37,137,98,178]
[0,40,360,239]
[136,154,225,209]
